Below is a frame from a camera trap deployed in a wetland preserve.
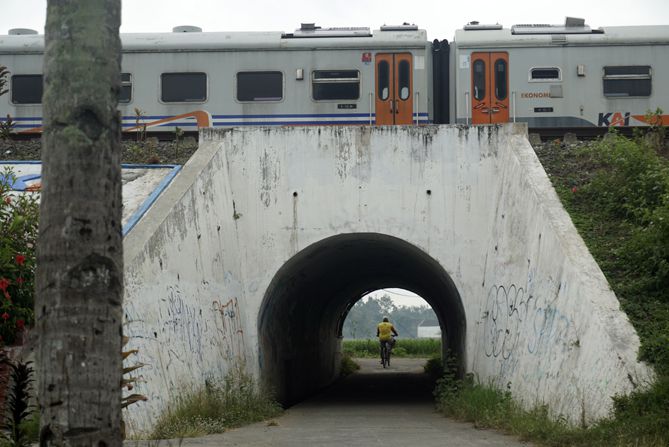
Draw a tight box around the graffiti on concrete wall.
[125,286,248,378]
[482,278,575,363]
[161,285,208,365]
[212,297,246,361]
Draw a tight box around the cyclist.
[376,317,398,365]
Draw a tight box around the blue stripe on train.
[9,114,431,129]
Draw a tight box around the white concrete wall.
[122,124,653,434]
[469,129,654,423]
[122,139,253,434]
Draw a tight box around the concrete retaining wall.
[122,125,653,435]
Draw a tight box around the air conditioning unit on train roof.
[463,22,503,31]
[380,23,418,31]
[8,28,38,35]
[172,26,203,33]
[284,23,371,38]
[511,17,602,35]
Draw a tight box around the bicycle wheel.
[382,342,390,368]
[380,343,388,368]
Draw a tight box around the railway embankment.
[0,135,199,165]
[495,129,667,446]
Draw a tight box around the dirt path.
[127,358,532,446]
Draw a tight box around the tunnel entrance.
[341,289,440,342]
[258,233,465,405]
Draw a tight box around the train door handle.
[390,100,395,113]
[490,107,500,113]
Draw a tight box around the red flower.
[16,319,25,330]
[15,254,26,266]
[16,277,24,285]
[571,187,578,193]
[1,312,9,321]
[0,278,9,291]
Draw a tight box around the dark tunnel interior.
[258,233,466,405]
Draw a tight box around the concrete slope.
[122,124,653,436]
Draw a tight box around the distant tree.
[343,297,384,339]
[391,305,439,338]
[36,0,123,445]
[377,294,397,316]
[343,295,438,339]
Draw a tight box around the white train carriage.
[2,18,669,134]
[0,24,434,134]
[450,18,669,128]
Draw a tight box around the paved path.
[127,358,531,446]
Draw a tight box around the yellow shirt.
[377,322,396,341]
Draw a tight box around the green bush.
[558,133,669,372]
[423,355,443,379]
[342,338,441,358]
[0,168,39,346]
[580,132,669,223]
[528,126,669,445]
[149,365,282,439]
[340,353,360,376]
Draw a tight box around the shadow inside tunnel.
[304,358,437,406]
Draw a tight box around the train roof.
[0,25,430,54]
[454,22,669,48]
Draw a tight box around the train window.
[119,73,132,103]
[530,68,561,81]
[161,72,207,102]
[237,71,283,102]
[312,70,360,101]
[378,61,390,100]
[603,66,651,97]
[11,74,43,104]
[473,60,485,100]
[494,59,508,100]
[398,60,410,100]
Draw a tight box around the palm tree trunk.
[37,1,123,445]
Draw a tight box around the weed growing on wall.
[340,353,360,377]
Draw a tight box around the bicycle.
[380,336,396,368]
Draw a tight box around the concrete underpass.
[121,124,653,436]
[259,233,464,405]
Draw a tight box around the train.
[1,17,668,136]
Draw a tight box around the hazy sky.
[1,0,667,41]
[363,288,428,308]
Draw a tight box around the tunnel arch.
[258,233,466,405]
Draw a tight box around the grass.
[434,128,669,446]
[435,374,668,447]
[423,355,443,379]
[148,365,282,439]
[343,338,441,358]
[340,353,360,376]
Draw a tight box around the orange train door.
[375,53,414,125]
[471,52,509,124]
